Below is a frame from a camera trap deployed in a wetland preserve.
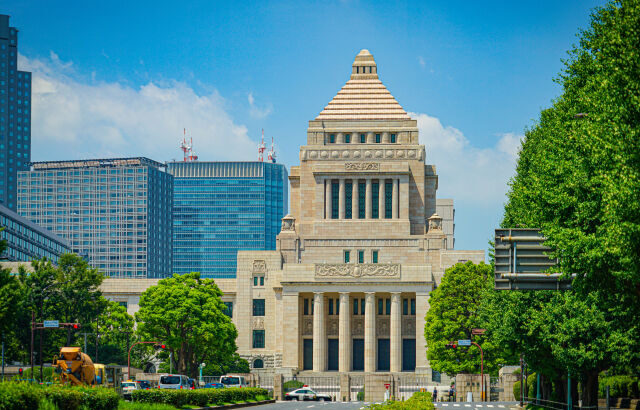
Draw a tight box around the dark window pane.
[361,298,365,315]
[252,330,265,348]
[331,181,339,219]
[385,182,393,219]
[329,134,335,143]
[403,299,408,316]
[253,299,265,316]
[336,298,340,315]
[372,250,378,263]
[260,276,264,286]
[358,250,364,263]
[328,298,334,315]
[304,298,309,316]
[353,299,358,315]
[386,298,391,315]
[371,182,379,218]
[358,182,366,219]
[344,250,350,263]
[391,134,396,143]
[253,276,258,286]
[375,134,381,143]
[223,302,233,318]
[378,298,383,315]
[360,134,366,143]
[345,182,352,219]
[411,298,416,315]
[345,134,351,143]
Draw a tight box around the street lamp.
[199,363,206,386]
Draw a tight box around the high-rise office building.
[17,158,173,278]
[0,204,70,264]
[0,15,31,210]
[168,161,288,278]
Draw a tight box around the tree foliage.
[487,0,640,405]
[135,272,238,378]
[425,262,512,376]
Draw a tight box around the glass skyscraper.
[17,158,173,278]
[0,15,31,211]
[168,161,288,278]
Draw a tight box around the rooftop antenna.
[258,129,266,162]
[267,136,276,163]
[180,129,198,162]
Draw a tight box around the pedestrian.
[449,385,454,402]
[433,387,438,402]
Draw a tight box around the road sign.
[384,383,391,389]
[43,320,59,328]
[458,339,471,346]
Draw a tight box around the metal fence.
[350,375,364,401]
[397,375,432,401]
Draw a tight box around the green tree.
[94,300,134,364]
[425,262,512,376]
[135,272,238,378]
[491,0,640,405]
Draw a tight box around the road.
[250,401,518,409]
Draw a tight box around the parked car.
[285,388,332,401]
[219,375,248,388]
[158,374,190,389]
[136,380,151,390]
[204,382,225,389]
[122,381,141,399]
[188,378,197,389]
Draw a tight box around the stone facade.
[101,49,484,383]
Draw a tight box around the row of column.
[328,131,393,144]
[325,178,400,220]
[312,292,403,373]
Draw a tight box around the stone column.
[392,179,399,219]
[365,178,372,219]
[325,179,332,219]
[364,292,376,372]
[367,132,375,144]
[339,179,346,219]
[379,179,385,219]
[282,292,300,369]
[313,292,326,372]
[339,292,351,373]
[415,291,430,372]
[390,292,402,372]
[352,179,359,219]
[337,132,344,144]
[382,132,390,143]
[399,176,409,219]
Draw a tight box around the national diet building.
[232,49,484,376]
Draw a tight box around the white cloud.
[411,112,522,206]
[20,52,256,163]
[418,56,426,69]
[247,92,273,119]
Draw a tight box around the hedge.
[367,391,435,410]
[0,382,119,410]
[599,376,640,399]
[131,387,270,407]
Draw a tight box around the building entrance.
[303,339,313,370]
[327,339,339,371]
[377,338,390,371]
[352,339,364,371]
[402,338,416,371]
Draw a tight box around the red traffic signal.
[445,343,458,349]
[18,368,23,376]
[154,343,166,350]
[73,324,79,329]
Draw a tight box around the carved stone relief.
[327,318,339,337]
[280,215,296,232]
[344,162,379,171]
[315,263,400,278]
[376,317,390,337]
[302,318,313,336]
[352,318,364,336]
[402,317,416,337]
[252,317,264,330]
[252,260,267,273]
[301,148,424,161]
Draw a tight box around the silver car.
[285,388,332,401]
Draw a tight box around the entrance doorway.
[377,338,390,371]
[402,338,416,371]
[303,339,313,370]
[327,339,339,371]
[352,339,364,371]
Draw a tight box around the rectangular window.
[411,298,416,315]
[385,181,393,219]
[372,250,379,263]
[253,276,258,286]
[360,134,366,143]
[358,182,366,219]
[329,134,335,143]
[386,298,391,315]
[345,134,351,143]
[304,298,309,315]
[331,181,339,219]
[344,250,350,263]
[345,181,352,219]
[260,276,264,286]
[378,298,383,315]
[329,299,334,315]
[390,134,397,143]
[361,298,365,315]
[375,134,381,143]
[353,298,358,315]
[336,299,340,315]
[252,299,265,316]
[403,298,409,315]
[223,302,233,318]
[371,182,379,218]
[252,330,265,348]
[358,250,364,263]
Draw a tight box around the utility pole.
[2,332,5,382]
[519,355,524,407]
[30,310,35,382]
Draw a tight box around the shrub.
[283,380,304,391]
[599,376,640,399]
[0,382,119,410]
[131,387,270,406]
[367,390,434,410]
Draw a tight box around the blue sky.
[6,0,605,253]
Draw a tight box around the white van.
[219,375,247,388]
[158,374,190,389]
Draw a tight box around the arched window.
[253,358,264,369]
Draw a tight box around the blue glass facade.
[17,158,173,278]
[0,204,70,263]
[0,15,31,211]
[168,161,288,278]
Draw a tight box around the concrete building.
[0,15,31,211]
[168,161,288,278]
[0,203,70,263]
[17,157,173,278]
[101,50,483,387]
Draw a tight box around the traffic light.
[18,368,23,377]
[154,343,166,350]
[61,323,81,330]
[445,343,457,349]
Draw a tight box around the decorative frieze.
[327,318,339,336]
[352,318,364,336]
[402,317,416,337]
[302,147,424,161]
[305,239,419,247]
[376,317,390,337]
[315,263,400,278]
[345,162,379,171]
[302,317,313,336]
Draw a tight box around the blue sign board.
[458,339,471,346]
[44,320,59,328]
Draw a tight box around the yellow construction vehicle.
[53,347,102,386]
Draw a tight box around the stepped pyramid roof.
[316,49,411,121]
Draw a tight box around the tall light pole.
[471,329,486,401]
